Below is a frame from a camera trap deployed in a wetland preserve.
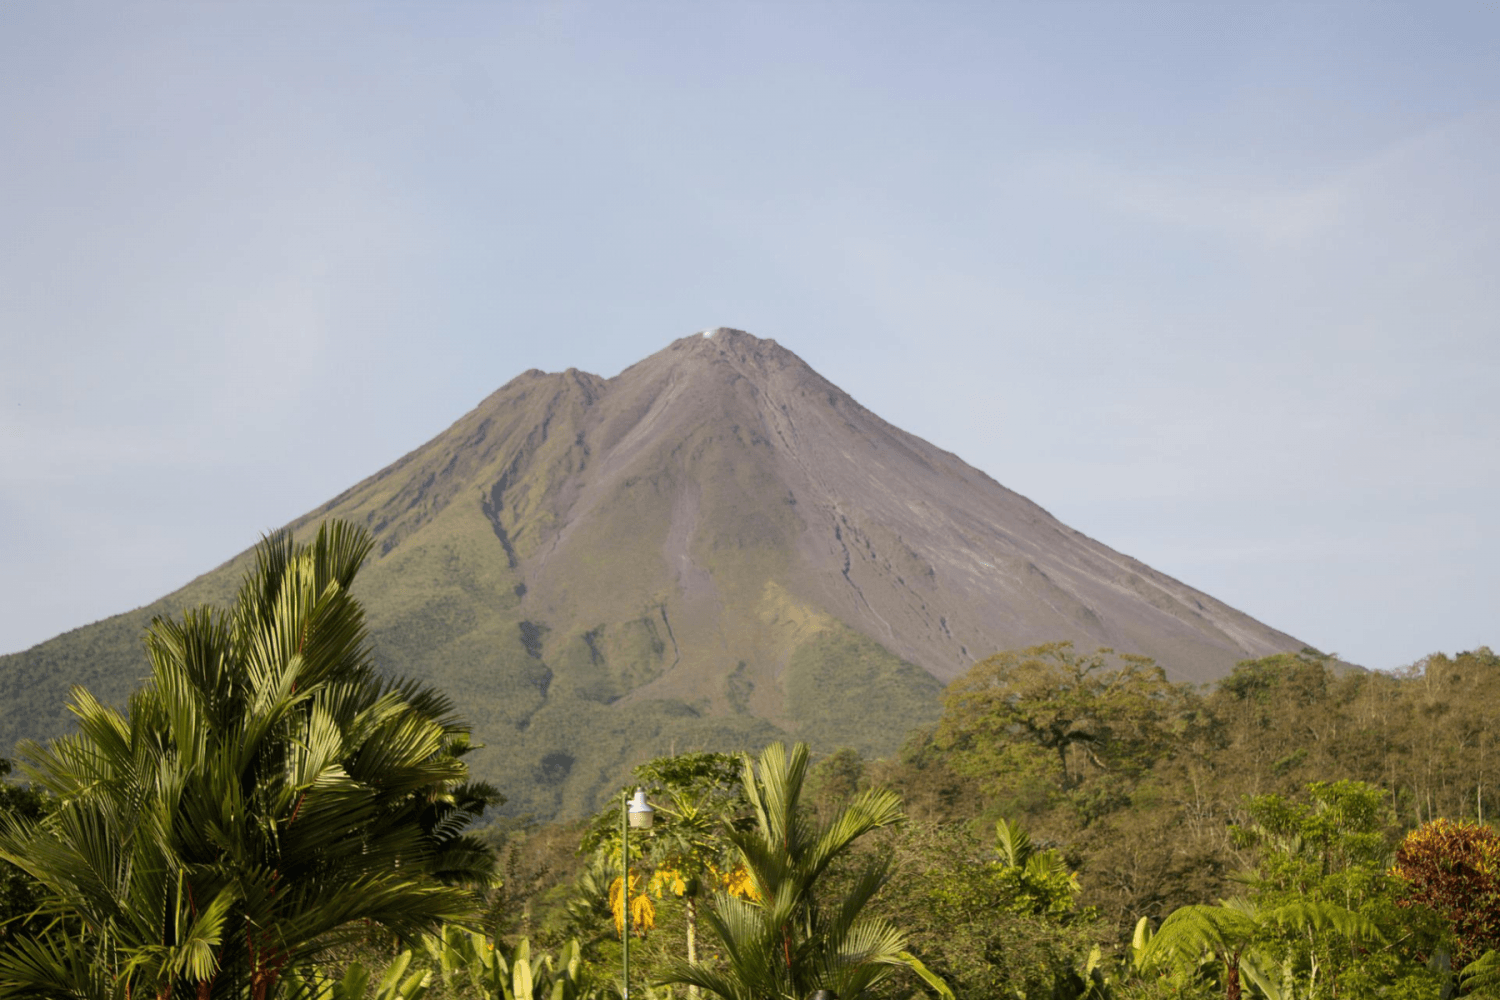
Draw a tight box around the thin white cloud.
[1039,105,1500,251]
[1050,155,1351,244]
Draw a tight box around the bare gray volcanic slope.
[513,327,1299,686]
[0,328,1307,817]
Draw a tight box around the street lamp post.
[622,787,654,998]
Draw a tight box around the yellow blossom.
[631,892,656,930]
[650,866,689,898]
[609,872,655,935]
[718,863,759,901]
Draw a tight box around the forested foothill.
[1,521,1497,998]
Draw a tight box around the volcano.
[0,329,1305,817]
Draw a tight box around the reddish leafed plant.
[1392,818,1500,963]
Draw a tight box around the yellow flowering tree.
[608,862,759,940]
[586,752,754,985]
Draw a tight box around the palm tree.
[0,521,484,1000]
[659,742,929,1000]
[991,817,1081,918]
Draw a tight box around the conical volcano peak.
[700,325,762,345]
[632,328,834,406]
[656,327,788,368]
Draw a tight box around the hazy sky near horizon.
[1,3,1496,671]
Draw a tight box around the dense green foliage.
[1135,780,1441,999]
[1,521,1496,997]
[867,819,1095,997]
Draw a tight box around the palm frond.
[994,817,1032,867]
[0,929,126,1000]
[1262,899,1384,943]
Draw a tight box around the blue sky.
[1,3,1495,670]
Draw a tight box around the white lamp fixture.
[628,787,655,829]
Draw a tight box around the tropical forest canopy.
[1,519,1497,999]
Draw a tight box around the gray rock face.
[527,327,1300,685]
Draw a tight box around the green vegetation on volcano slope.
[0,502,942,822]
[0,562,245,754]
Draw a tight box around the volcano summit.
[0,329,1305,816]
